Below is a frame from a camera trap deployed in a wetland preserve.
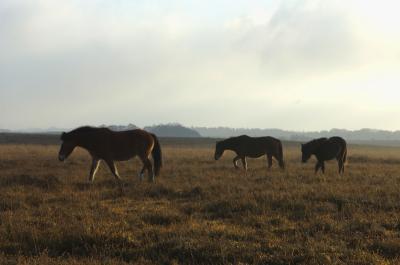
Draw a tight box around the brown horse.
[214,135,285,170]
[301,136,347,174]
[58,126,162,182]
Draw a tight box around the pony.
[301,136,347,174]
[214,135,285,170]
[58,126,162,182]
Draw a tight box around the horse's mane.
[62,126,110,140]
[218,135,249,148]
[221,135,241,143]
[70,126,105,134]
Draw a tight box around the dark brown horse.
[214,135,285,170]
[301,136,347,174]
[58,126,162,182]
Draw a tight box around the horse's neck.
[222,140,236,151]
[312,139,326,153]
[75,134,96,150]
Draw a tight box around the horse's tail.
[343,147,348,165]
[277,140,285,169]
[151,133,162,176]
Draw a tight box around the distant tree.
[145,124,201,138]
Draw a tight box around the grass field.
[0,140,400,264]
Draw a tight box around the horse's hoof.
[138,173,144,181]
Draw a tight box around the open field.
[0,139,400,264]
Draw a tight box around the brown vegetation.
[0,141,400,264]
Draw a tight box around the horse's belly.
[321,152,339,161]
[322,147,341,161]
[246,152,265,158]
[105,147,136,161]
[113,153,136,161]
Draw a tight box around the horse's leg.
[273,154,285,169]
[267,154,273,169]
[105,160,122,181]
[315,162,321,174]
[138,165,146,181]
[139,155,154,182]
[341,149,347,174]
[233,156,240,169]
[338,158,344,175]
[89,158,100,182]
[144,158,154,182]
[240,156,247,171]
[321,161,325,174]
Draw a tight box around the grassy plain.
[0,139,400,264]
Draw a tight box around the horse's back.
[328,136,346,147]
[234,135,275,144]
[233,135,281,157]
[258,136,281,144]
[118,129,153,139]
[116,129,154,148]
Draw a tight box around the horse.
[58,126,162,182]
[214,135,285,170]
[301,136,347,174]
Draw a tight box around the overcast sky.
[1,0,400,131]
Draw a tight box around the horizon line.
[1,123,400,134]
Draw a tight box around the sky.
[1,0,400,131]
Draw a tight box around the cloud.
[229,2,359,75]
[0,0,400,130]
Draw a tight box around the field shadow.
[369,240,400,259]
[0,174,62,190]
[349,155,400,165]
[0,194,25,212]
[141,212,183,226]
[143,184,204,201]
[0,231,228,265]
[202,199,261,219]
[73,179,123,191]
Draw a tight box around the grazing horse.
[58,126,162,182]
[214,135,285,170]
[301,136,347,174]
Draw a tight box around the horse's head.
[58,132,77,162]
[214,141,225,160]
[301,143,312,163]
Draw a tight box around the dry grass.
[0,142,400,264]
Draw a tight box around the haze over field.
[1,0,400,131]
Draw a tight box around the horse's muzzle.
[58,154,65,162]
